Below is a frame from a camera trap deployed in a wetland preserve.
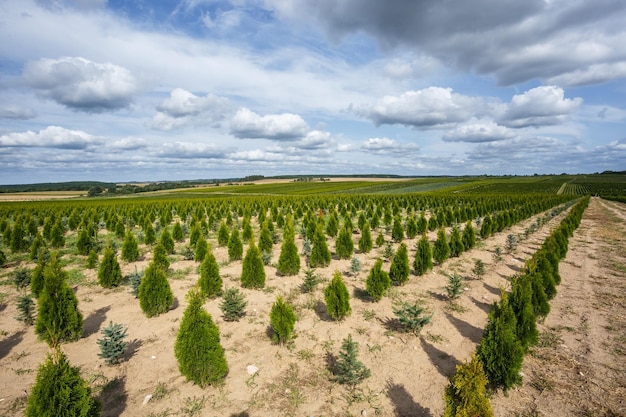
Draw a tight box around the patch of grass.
[14,368,33,375]
[537,329,562,348]
[152,382,172,400]
[296,349,315,362]
[179,396,206,417]
[361,309,376,321]
[529,374,554,393]
[354,326,368,335]
[66,268,88,286]
[425,332,447,344]
[168,266,193,280]
[10,350,29,361]
[445,301,468,313]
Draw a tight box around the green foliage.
[0,248,6,267]
[472,259,485,279]
[443,353,493,417]
[240,241,266,289]
[227,228,243,261]
[138,261,174,318]
[14,267,31,291]
[26,351,101,417]
[446,273,463,300]
[392,301,432,334]
[50,221,65,248]
[98,246,123,288]
[509,276,539,351]
[258,221,273,254]
[127,268,143,297]
[389,243,410,286]
[16,295,36,325]
[35,253,84,347]
[335,334,370,387]
[121,230,140,263]
[324,271,351,320]
[159,228,175,254]
[375,232,385,248]
[172,221,184,242]
[449,226,464,258]
[85,249,98,269]
[30,233,46,261]
[325,213,339,238]
[217,221,230,247]
[219,287,248,322]
[366,259,391,302]
[462,221,476,250]
[242,217,253,242]
[277,217,300,276]
[194,237,208,262]
[433,228,450,265]
[31,249,48,298]
[175,289,228,387]
[358,220,373,253]
[413,234,433,276]
[76,227,97,257]
[335,225,354,260]
[391,215,404,242]
[143,222,156,245]
[309,223,331,268]
[189,224,201,248]
[269,295,297,345]
[198,249,222,298]
[301,268,319,293]
[476,291,524,391]
[480,216,492,239]
[97,321,129,365]
[405,215,419,239]
[350,257,361,274]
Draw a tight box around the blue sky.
[1,0,625,183]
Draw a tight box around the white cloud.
[0,126,100,149]
[21,57,138,112]
[547,62,626,87]
[0,105,36,120]
[151,88,231,130]
[443,120,516,143]
[230,107,310,139]
[361,137,420,155]
[498,86,582,128]
[155,142,228,159]
[354,87,486,128]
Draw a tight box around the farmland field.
[0,175,624,416]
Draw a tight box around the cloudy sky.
[1,0,625,183]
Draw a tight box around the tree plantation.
[0,175,623,416]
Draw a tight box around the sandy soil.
[0,198,623,416]
[0,191,85,201]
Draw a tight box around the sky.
[1,0,626,184]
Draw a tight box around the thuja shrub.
[198,249,222,298]
[175,289,228,387]
[462,221,476,250]
[433,228,450,265]
[309,223,331,268]
[98,245,123,288]
[121,230,140,262]
[389,243,410,286]
[277,216,300,276]
[138,261,174,318]
[194,237,208,262]
[26,350,101,417]
[227,228,243,261]
[241,241,266,289]
[217,221,230,247]
[335,225,354,260]
[358,221,373,253]
[324,271,351,320]
[413,234,433,276]
[269,295,297,345]
[443,353,493,417]
[366,259,391,302]
[159,227,175,254]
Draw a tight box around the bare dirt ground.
[0,191,85,201]
[0,198,623,416]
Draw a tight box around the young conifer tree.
[189,224,201,248]
[198,248,222,298]
[405,215,419,239]
[324,271,351,320]
[175,289,228,387]
[26,350,101,417]
[476,291,524,391]
[335,334,370,387]
[414,233,433,276]
[97,322,129,365]
[138,261,174,318]
[227,228,243,261]
[335,225,354,260]
[443,353,493,417]
[309,223,331,268]
[121,230,140,263]
[240,240,266,289]
[219,287,247,322]
[433,228,451,265]
[172,221,184,242]
[277,216,300,276]
[152,243,170,271]
[35,253,83,347]
[143,221,156,245]
[258,221,273,254]
[462,221,476,250]
[98,245,123,288]
[159,227,175,254]
[389,243,410,286]
[31,248,48,298]
[449,225,465,258]
[194,237,208,262]
[391,215,404,243]
[366,259,391,302]
[509,276,539,351]
[358,220,373,253]
[269,295,297,345]
[217,221,230,247]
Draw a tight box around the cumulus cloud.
[0,105,36,120]
[0,126,100,149]
[155,142,228,159]
[361,137,420,155]
[21,57,138,112]
[151,88,231,130]
[354,87,486,128]
[498,86,582,128]
[547,62,626,87]
[230,107,310,139]
[443,120,516,143]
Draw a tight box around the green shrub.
[35,253,83,347]
[277,217,300,276]
[366,259,391,302]
[358,221,373,253]
[26,351,101,417]
[472,259,485,280]
[159,228,175,254]
[509,276,538,351]
[98,246,123,288]
[309,223,331,268]
[324,271,351,320]
[13,267,31,291]
[335,334,370,387]
[443,353,493,417]
[389,243,410,286]
[86,249,98,269]
[127,268,143,297]
[219,287,248,322]
[31,249,48,298]
[449,225,464,257]
[194,237,208,262]
[152,243,170,271]
[172,221,184,242]
[121,230,140,263]
[335,225,354,260]
[175,289,228,387]
[413,234,433,276]
[269,295,297,345]
[433,228,450,265]
[97,321,129,365]
[462,221,476,250]
[16,295,36,325]
[227,228,243,261]
[217,221,230,247]
[258,221,273,254]
[392,301,432,334]
[198,249,222,298]
[138,262,174,318]
[391,215,404,242]
[241,241,266,289]
[301,268,319,293]
[375,232,385,248]
[446,273,463,300]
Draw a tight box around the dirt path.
[491,197,626,416]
